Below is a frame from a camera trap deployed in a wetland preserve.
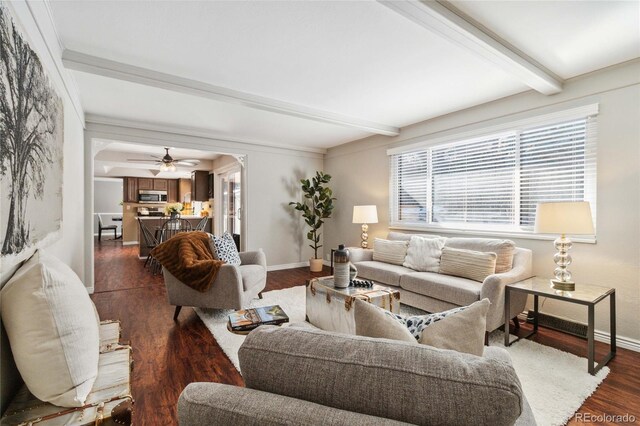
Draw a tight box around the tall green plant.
[289,171,336,259]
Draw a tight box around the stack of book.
[228,305,289,332]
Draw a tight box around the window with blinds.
[389,107,597,235]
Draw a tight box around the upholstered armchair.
[163,250,267,320]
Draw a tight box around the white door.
[220,167,242,248]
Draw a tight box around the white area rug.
[196,286,609,426]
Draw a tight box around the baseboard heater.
[526,311,588,339]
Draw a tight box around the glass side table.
[505,277,616,375]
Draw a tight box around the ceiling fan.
[127,147,200,172]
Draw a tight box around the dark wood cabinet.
[191,170,209,201]
[138,178,153,190]
[153,179,167,191]
[208,173,214,199]
[167,179,178,203]
[123,177,138,203]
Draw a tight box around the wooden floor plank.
[91,239,640,425]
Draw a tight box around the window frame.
[388,104,598,243]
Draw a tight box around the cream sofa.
[350,232,533,332]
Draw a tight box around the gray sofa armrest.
[349,248,373,263]
[239,250,267,268]
[178,382,409,426]
[481,248,534,331]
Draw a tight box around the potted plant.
[164,202,184,219]
[289,171,336,272]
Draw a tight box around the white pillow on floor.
[0,251,100,407]
[403,236,446,272]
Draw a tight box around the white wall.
[246,151,324,267]
[93,179,123,234]
[0,2,86,282]
[325,60,640,346]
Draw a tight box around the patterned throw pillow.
[385,305,469,340]
[211,232,241,266]
[384,299,490,356]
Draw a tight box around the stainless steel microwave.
[138,190,167,203]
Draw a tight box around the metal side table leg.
[587,304,595,375]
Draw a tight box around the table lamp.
[534,201,595,291]
[352,205,378,248]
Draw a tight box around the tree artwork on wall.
[0,5,64,266]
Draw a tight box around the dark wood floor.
[92,238,640,425]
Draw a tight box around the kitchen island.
[137,216,212,258]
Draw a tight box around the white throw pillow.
[439,247,497,282]
[403,236,446,272]
[0,252,100,407]
[372,238,409,265]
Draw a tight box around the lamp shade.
[352,205,378,224]
[534,201,594,235]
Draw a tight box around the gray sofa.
[163,250,267,319]
[350,232,533,332]
[178,325,536,425]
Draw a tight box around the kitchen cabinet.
[191,171,209,202]
[153,179,167,191]
[167,179,178,203]
[208,173,214,199]
[178,178,191,203]
[138,178,153,190]
[123,177,138,203]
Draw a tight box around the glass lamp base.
[550,279,575,291]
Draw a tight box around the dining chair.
[160,218,193,242]
[194,216,209,232]
[97,214,118,241]
[137,218,161,274]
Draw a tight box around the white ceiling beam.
[378,0,563,95]
[62,50,400,136]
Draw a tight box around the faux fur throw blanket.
[151,231,224,292]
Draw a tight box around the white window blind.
[389,108,597,235]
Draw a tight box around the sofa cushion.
[444,237,515,273]
[387,231,440,241]
[439,247,497,282]
[372,238,408,265]
[240,264,265,291]
[0,252,100,407]
[403,236,446,272]
[382,299,489,356]
[400,271,482,306]
[239,326,524,426]
[353,299,416,343]
[352,261,414,286]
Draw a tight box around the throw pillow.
[439,247,497,282]
[211,232,241,265]
[403,236,446,272]
[353,299,416,342]
[385,299,490,356]
[372,238,409,265]
[444,238,515,273]
[0,251,100,407]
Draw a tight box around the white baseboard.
[267,260,333,271]
[123,241,138,246]
[516,312,640,352]
[267,262,309,271]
